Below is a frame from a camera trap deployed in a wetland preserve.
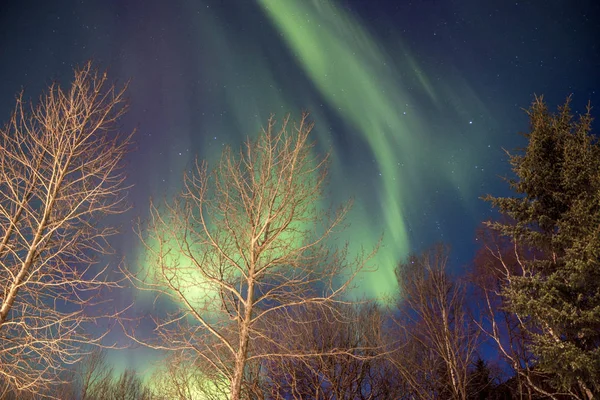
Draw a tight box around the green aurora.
[135,0,489,300]
[123,0,492,385]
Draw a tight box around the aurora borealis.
[1,0,598,375]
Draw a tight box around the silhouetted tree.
[466,358,495,400]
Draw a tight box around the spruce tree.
[467,358,494,400]
[485,96,600,398]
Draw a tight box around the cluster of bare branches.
[0,62,133,397]
[150,353,230,400]
[261,302,398,399]
[57,349,155,400]
[124,113,373,399]
[391,245,481,400]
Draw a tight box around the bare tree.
[0,62,133,396]
[150,353,229,400]
[57,348,158,400]
[261,302,399,400]
[64,351,158,400]
[76,348,114,400]
[391,245,480,400]
[126,114,370,400]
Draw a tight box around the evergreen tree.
[485,96,600,398]
[467,358,494,400]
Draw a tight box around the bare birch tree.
[127,114,369,400]
[0,62,133,396]
[392,245,479,400]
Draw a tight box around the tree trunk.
[230,348,246,400]
[230,280,255,400]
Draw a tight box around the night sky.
[1,0,599,374]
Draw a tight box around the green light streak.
[255,0,490,297]
[134,0,489,303]
[258,0,425,294]
[124,0,493,384]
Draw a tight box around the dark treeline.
[0,64,598,399]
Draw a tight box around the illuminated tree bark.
[0,62,133,397]
[392,245,479,400]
